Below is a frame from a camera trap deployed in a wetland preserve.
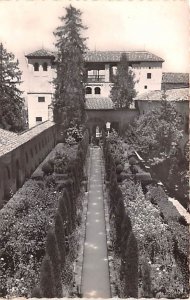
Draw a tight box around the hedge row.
[103,139,189,298]
[32,129,89,298]
[0,130,89,298]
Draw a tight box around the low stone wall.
[0,121,57,208]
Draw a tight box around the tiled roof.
[162,72,189,84]
[0,129,18,146]
[135,88,189,101]
[0,121,55,157]
[26,49,164,62]
[85,97,114,110]
[84,51,164,63]
[25,48,55,58]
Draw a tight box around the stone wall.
[0,121,57,208]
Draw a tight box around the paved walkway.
[81,147,111,298]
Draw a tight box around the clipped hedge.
[103,138,189,298]
[0,130,89,298]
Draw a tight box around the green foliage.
[31,286,42,298]
[45,229,62,297]
[0,43,25,132]
[42,161,54,175]
[123,231,138,298]
[125,95,183,159]
[116,164,124,174]
[39,255,55,298]
[54,211,66,267]
[110,53,137,108]
[0,133,89,297]
[53,5,87,126]
[0,180,58,297]
[104,133,189,298]
[65,123,83,145]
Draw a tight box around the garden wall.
[0,121,58,208]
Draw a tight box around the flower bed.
[0,130,89,297]
[103,137,189,298]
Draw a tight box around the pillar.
[105,64,110,82]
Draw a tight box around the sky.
[0,0,189,91]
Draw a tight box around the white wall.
[26,57,163,127]
[27,93,53,128]
[132,61,163,94]
[27,57,55,128]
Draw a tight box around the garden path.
[81,146,111,298]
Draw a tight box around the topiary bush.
[54,211,66,268]
[45,229,62,297]
[42,161,54,175]
[39,255,55,298]
[122,231,139,298]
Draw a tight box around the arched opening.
[43,62,48,71]
[95,87,101,94]
[34,62,39,71]
[85,87,92,94]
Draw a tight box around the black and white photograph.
[0,0,189,298]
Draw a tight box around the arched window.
[95,87,101,94]
[34,62,39,71]
[85,87,92,94]
[43,62,48,71]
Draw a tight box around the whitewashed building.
[25,49,164,128]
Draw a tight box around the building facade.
[25,49,164,128]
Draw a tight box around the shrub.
[39,255,55,298]
[42,161,54,175]
[58,195,69,238]
[31,286,42,298]
[116,164,124,174]
[45,229,62,297]
[54,211,66,267]
[120,213,132,253]
[129,156,138,165]
[114,156,122,165]
[122,231,138,298]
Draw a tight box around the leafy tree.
[110,53,137,108]
[125,91,183,159]
[0,43,25,132]
[53,5,87,126]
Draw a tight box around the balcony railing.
[87,75,105,83]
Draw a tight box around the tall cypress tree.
[110,53,137,108]
[0,43,25,132]
[53,5,87,126]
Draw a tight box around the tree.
[0,43,25,132]
[39,255,55,298]
[45,229,62,297]
[53,5,87,126]
[125,91,183,159]
[110,53,137,108]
